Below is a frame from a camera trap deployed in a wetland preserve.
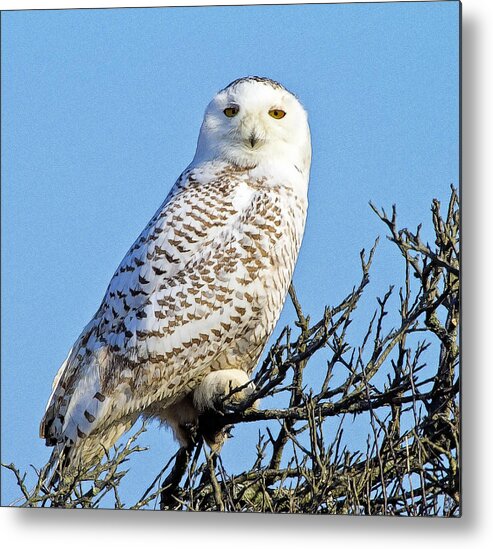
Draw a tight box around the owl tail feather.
[40,441,74,492]
[41,417,139,498]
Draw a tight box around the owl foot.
[193,369,255,414]
[193,369,256,452]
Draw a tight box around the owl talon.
[221,400,245,414]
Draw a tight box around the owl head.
[193,77,311,176]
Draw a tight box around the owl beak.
[248,131,259,148]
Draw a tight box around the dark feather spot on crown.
[221,76,289,93]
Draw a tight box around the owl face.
[194,77,311,175]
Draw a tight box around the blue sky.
[1,1,459,507]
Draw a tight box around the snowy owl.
[40,76,312,477]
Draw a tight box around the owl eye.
[268,109,286,119]
[224,106,239,118]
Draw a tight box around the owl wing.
[41,164,278,450]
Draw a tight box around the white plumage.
[40,76,311,475]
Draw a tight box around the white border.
[2,0,493,547]
[0,0,458,10]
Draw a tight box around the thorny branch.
[4,187,460,515]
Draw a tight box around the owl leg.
[193,369,256,452]
[159,394,199,449]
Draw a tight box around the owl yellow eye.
[268,109,286,119]
[224,106,239,118]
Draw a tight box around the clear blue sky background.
[1,1,459,507]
